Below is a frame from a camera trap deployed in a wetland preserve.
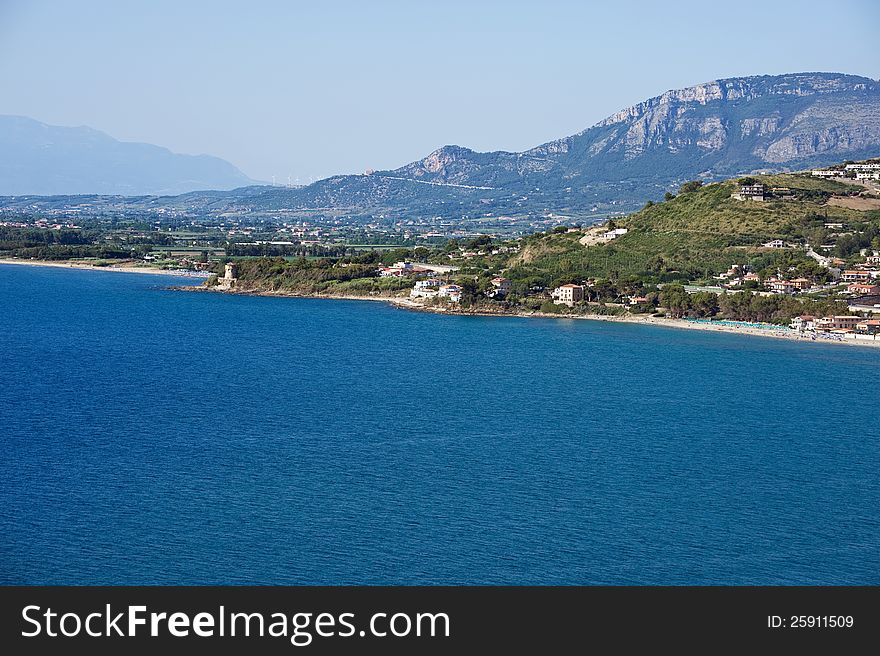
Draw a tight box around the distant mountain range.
[0,115,258,196]
[3,73,879,219]
[270,72,879,219]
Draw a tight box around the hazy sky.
[1,0,878,182]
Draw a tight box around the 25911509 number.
[789,616,853,629]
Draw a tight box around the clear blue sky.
[1,0,877,182]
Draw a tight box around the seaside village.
[546,267,880,338]
[217,159,880,341]
[375,246,880,339]
[381,187,880,340]
[379,260,470,303]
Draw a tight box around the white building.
[767,279,796,295]
[488,277,512,298]
[790,315,816,331]
[841,270,872,282]
[815,316,862,331]
[438,284,462,303]
[601,228,629,241]
[734,184,765,201]
[551,284,585,306]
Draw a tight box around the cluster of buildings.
[845,163,880,181]
[791,315,880,335]
[840,261,880,313]
[731,183,805,202]
[378,261,435,278]
[715,264,811,294]
[714,255,880,298]
[408,281,463,303]
[0,219,81,230]
[811,162,880,181]
[765,277,812,294]
[409,275,512,304]
[372,260,471,303]
[378,261,460,278]
[841,269,878,282]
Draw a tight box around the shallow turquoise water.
[1,264,878,584]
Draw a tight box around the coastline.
[181,284,880,349]
[4,259,876,348]
[0,258,209,278]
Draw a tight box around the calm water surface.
[1,264,878,584]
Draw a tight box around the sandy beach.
[180,285,880,349]
[0,258,209,278]
[392,299,880,348]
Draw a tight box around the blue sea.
[1,263,878,585]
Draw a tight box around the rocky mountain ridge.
[3,73,878,221]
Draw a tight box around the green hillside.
[506,173,879,284]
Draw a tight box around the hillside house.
[841,270,871,282]
[438,284,462,303]
[767,279,796,295]
[734,184,765,201]
[762,239,786,249]
[601,228,629,241]
[717,264,742,280]
[848,283,880,295]
[551,284,585,306]
[488,277,512,298]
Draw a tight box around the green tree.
[659,283,690,318]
